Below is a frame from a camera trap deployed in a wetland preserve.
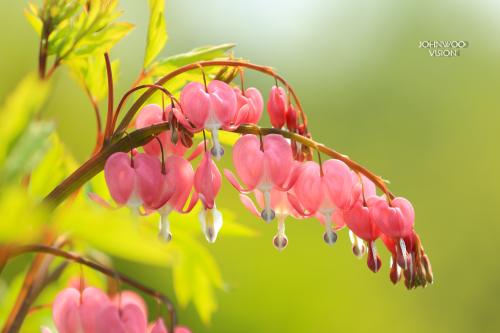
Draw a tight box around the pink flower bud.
[194,151,221,209]
[267,86,287,128]
[286,103,297,132]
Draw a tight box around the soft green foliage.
[67,56,120,102]
[144,0,168,68]
[0,73,51,167]
[139,44,236,107]
[150,44,236,77]
[0,0,249,328]
[0,122,54,184]
[0,186,47,243]
[29,134,77,200]
[26,0,133,63]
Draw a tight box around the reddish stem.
[103,53,115,141]
[114,60,308,135]
[6,245,176,333]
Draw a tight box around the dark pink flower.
[267,86,287,128]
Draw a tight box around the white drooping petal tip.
[199,206,223,243]
[158,215,173,242]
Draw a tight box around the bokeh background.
[2,0,500,332]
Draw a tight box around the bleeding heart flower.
[52,287,110,333]
[194,151,223,241]
[240,189,300,250]
[112,291,148,321]
[370,196,415,272]
[290,159,356,245]
[369,196,414,239]
[95,303,147,333]
[135,104,187,157]
[180,80,237,159]
[149,320,192,333]
[104,152,164,213]
[144,155,196,242]
[224,134,296,223]
[233,87,263,125]
[342,199,383,272]
[267,85,287,128]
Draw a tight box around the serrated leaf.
[0,73,51,166]
[70,22,134,58]
[0,121,54,183]
[144,0,168,68]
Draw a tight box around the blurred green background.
[2,0,500,332]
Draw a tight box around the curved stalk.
[43,123,393,207]
[115,60,308,135]
[6,245,176,332]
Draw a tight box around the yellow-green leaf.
[149,44,235,78]
[0,186,47,243]
[1,121,54,184]
[53,202,178,267]
[144,0,168,68]
[0,73,51,166]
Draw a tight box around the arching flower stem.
[114,60,308,135]
[43,123,394,209]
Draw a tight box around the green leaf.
[172,227,222,324]
[53,201,178,267]
[0,73,51,166]
[149,44,235,77]
[70,22,134,58]
[0,186,47,243]
[67,56,120,102]
[24,3,43,35]
[0,121,54,184]
[29,134,77,200]
[0,270,26,326]
[144,0,168,68]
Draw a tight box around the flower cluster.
[42,285,189,333]
[103,78,432,288]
